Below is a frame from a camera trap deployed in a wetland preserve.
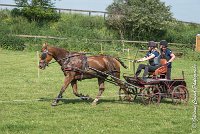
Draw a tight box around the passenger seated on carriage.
[159,40,175,79]
[134,41,161,79]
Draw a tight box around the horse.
[39,43,128,106]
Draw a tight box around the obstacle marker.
[196,34,200,52]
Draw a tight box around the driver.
[134,41,161,79]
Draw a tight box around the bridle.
[39,49,53,67]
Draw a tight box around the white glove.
[136,59,143,62]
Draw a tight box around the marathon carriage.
[119,59,189,105]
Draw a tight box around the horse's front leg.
[71,80,91,100]
[52,72,74,106]
[92,78,105,105]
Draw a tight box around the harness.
[62,53,89,80]
[106,55,118,75]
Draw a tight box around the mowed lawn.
[0,49,199,134]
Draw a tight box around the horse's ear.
[42,42,48,49]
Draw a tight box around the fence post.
[37,51,40,78]
[122,40,125,52]
[128,48,130,69]
[196,34,200,52]
[101,43,103,54]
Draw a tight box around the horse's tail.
[115,57,128,69]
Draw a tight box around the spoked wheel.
[172,85,189,104]
[141,86,161,105]
[119,88,137,102]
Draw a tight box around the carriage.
[119,74,189,105]
[118,59,189,105]
[39,44,189,106]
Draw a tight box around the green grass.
[0,49,199,134]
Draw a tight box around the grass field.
[0,49,199,134]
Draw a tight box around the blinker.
[41,52,47,60]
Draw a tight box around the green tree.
[106,0,173,41]
[12,0,60,23]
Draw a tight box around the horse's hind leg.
[92,78,105,105]
[52,72,74,106]
[71,80,91,100]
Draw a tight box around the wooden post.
[101,43,103,53]
[196,34,200,52]
[122,42,125,52]
[127,48,130,69]
[37,51,40,78]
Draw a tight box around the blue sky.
[0,0,199,23]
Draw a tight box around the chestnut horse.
[39,43,128,106]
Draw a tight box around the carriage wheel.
[141,86,161,105]
[172,85,189,104]
[119,88,136,102]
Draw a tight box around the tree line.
[0,0,200,51]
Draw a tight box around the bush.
[11,8,22,17]
[0,35,25,51]
[164,21,200,45]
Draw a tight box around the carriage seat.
[149,59,167,78]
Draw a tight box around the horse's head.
[39,43,53,69]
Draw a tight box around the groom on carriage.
[159,40,176,79]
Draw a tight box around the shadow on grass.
[37,97,138,106]
[38,97,90,104]
[160,98,173,104]
[37,97,185,107]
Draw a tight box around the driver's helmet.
[160,40,168,47]
[147,41,156,47]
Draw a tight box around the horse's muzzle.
[39,61,47,70]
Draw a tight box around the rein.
[133,48,139,74]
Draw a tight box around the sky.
[0,0,200,23]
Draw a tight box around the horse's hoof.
[80,94,91,100]
[86,95,93,101]
[85,96,92,101]
[80,97,88,100]
[88,97,93,101]
[51,102,58,106]
[91,101,97,106]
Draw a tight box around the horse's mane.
[44,46,69,64]
[46,46,69,57]
[49,46,69,53]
